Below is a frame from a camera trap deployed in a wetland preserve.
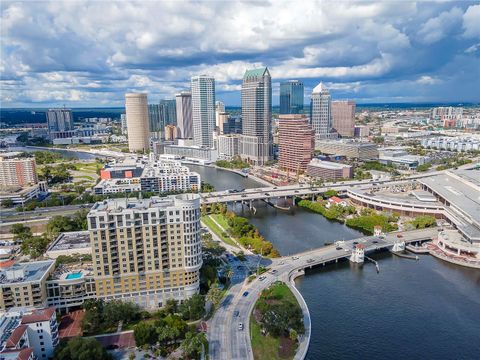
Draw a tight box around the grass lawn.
[210,213,231,229]
[202,215,237,247]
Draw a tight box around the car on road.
[353,241,358,245]
[291,256,299,260]
[397,234,403,238]
[279,261,285,265]
[264,193,270,196]
[306,258,314,263]
[270,269,277,274]
[242,291,249,297]
[294,190,299,193]
[259,276,266,281]
[241,194,247,198]
[344,248,350,252]
[238,323,244,331]
[373,240,379,244]
[336,247,342,251]
[234,310,239,317]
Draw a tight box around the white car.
[238,323,244,331]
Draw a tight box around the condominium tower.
[240,67,272,165]
[215,101,225,131]
[46,108,73,133]
[278,114,314,173]
[125,93,150,152]
[159,99,177,126]
[191,76,215,147]
[148,104,164,139]
[87,194,202,308]
[311,83,333,142]
[280,80,304,114]
[175,91,193,139]
[0,154,38,187]
[332,100,356,137]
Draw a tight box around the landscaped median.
[250,282,305,360]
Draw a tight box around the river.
[7,146,103,160]
[188,164,480,360]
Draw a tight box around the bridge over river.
[207,227,439,360]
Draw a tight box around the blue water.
[66,272,82,279]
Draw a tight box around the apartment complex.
[125,93,150,152]
[0,261,55,311]
[95,160,201,195]
[315,140,379,160]
[0,307,59,360]
[191,75,216,148]
[278,114,314,173]
[46,108,74,140]
[306,159,353,180]
[218,134,240,160]
[240,67,272,165]
[175,91,193,139]
[280,80,304,114]
[332,100,356,137]
[87,194,202,309]
[0,154,38,187]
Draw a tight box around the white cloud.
[463,4,480,38]
[417,7,463,44]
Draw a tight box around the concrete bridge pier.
[350,246,365,263]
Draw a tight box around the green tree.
[323,189,338,198]
[181,331,207,359]
[134,322,156,347]
[179,294,205,321]
[54,338,111,360]
[1,199,14,207]
[11,224,32,240]
[206,284,223,308]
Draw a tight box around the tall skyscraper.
[175,91,193,139]
[191,75,215,148]
[159,99,177,126]
[332,100,356,137]
[120,114,127,135]
[278,114,314,173]
[240,67,272,165]
[125,93,150,152]
[215,101,225,130]
[148,104,163,139]
[311,83,333,141]
[46,108,73,138]
[280,80,304,114]
[87,194,202,308]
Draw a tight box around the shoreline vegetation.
[250,282,305,360]
[201,203,280,257]
[298,198,399,235]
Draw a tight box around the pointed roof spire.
[312,82,328,94]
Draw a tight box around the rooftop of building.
[312,82,328,94]
[308,159,352,169]
[244,67,269,78]
[419,168,480,225]
[21,307,55,324]
[350,186,443,207]
[46,231,90,253]
[5,324,27,348]
[0,152,25,160]
[315,139,377,147]
[0,347,34,360]
[0,260,54,285]
[89,193,200,214]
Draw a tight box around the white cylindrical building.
[125,93,150,152]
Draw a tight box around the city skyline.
[1,1,479,107]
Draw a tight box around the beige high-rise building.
[217,112,229,135]
[125,93,150,152]
[87,194,202,309]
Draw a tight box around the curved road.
[207,227,438,360]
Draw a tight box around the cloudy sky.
[1,0,479,107]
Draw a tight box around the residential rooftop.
[0,260,54,285]
[46,231,90,253]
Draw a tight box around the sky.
[1,0,479,107]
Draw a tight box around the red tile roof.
[0,259,16,268]
[5,325,28,348]
[0,348,34,360]
[329,196,345,203]
[21,307,56,324]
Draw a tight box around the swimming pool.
[65,272,82,280]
